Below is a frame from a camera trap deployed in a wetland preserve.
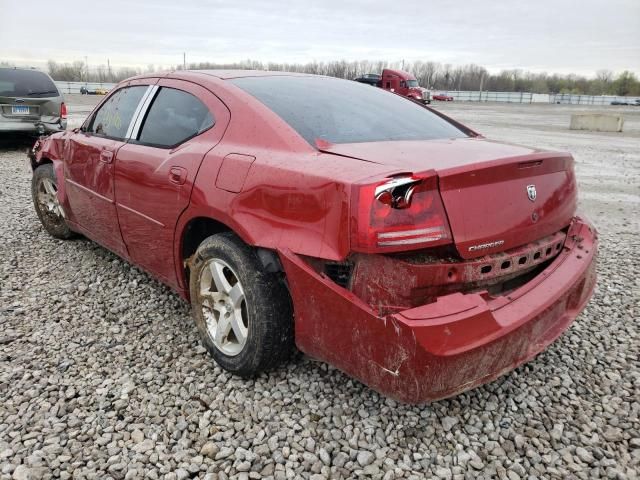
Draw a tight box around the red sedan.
[433,93,454,101]
[30,71,597,403]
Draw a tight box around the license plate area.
[11,105,31,115]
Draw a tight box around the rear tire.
[189,232,294,376]
[32,163,75,240]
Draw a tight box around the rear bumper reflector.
[377,226,445,246]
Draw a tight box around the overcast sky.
[1,0,639,76]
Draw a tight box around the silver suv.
[0,67,67,134]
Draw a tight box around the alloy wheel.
[36,177,64,219]
[198,258,249,356]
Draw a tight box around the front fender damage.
[28,133,69,215]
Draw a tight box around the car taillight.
[60,102,67,119]
[351,174,452,253]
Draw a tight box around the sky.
[1,0,639,76]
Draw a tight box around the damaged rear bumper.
[278,217,597,404]
[0,118,66,133]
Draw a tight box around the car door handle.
[169,166,187,185]
[100,150,114,163]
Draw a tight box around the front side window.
[89,86,147,139]
[231,76,466,145]
[136,87,214,148]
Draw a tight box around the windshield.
[230,76,466,145]
[406,79,419,88]
[0,68,59,97]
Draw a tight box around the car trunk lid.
[0,95,59,119]
[436,153,576,259]
[319,138,577,259]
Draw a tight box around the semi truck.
[354,69,431,104]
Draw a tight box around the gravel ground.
[1,99,639,480]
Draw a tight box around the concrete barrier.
[570,114,624,132]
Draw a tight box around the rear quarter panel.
[183,147,397,262]
[176,76,400,275]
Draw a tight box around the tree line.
[34,59,640,96]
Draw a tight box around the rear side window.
[0,68,58,97]
[231,76,466,146]
[137,88,214,148]
[89,86,147,140]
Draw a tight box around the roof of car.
[191,70,315,80]
[0,66,46,72]
[129,70,324,84]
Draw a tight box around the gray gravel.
[1,101,639,479]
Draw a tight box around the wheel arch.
[180,216,232,269]
[176,215,284,298]
[176,215,247,296]
[31,153,69,217]
[30,155,53,171]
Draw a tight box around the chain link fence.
[440,91,534,103]
[548,93,639,105]
[438,91,640,105]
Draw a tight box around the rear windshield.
[230,76,467,145]
[0,69,59,98]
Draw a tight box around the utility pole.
[183,52,186,71]
[85,56,89,84]
[107,58,111,82]
[479,73,485,101]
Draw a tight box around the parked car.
[80,86,109,95]
[612,99,640,106]
[433,92,454,101]
[29,71,597,403]
[354,73,381,86]
[0,67,67,134]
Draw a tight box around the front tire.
[32,163,75,239]
[189,232,294,376]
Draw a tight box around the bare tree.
[42,57,640,96]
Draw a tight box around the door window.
[88,86,147,140]
[136,87,214,148]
